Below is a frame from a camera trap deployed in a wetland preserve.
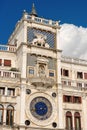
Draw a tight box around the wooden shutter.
[4,60,11,66]
[84,73,87,79]
[63,95,66,102]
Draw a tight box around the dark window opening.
[7,88,15,96]
[63,95,82,104]
[74,112,81,130]
[77,72,83,79]
[49,72,54,77]
[66,111,73,130]
[37,43,41,46]
[63,69,69,77]
[6,106,14,126]
[63,95,72,103]
[73,96,81,104]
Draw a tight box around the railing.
[62,78,87,91]
[0,44,16,52]
[0,69,20,79]
[61,56,87,65]
[26,14,59,27]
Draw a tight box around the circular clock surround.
[26,93,57,126]
[30,96,52,120]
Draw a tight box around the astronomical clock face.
[30,96,52,120]
[26,93,57,126]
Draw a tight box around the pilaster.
[56,29,64,129]
[20,84,26,125]
[21,44,27,79]
[58,89,64,129]
[82,93,87,130]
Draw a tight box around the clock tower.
[8,3,63,130]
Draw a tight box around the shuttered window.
[4,60,11,67]
[63,95,82,104]
[84,73,87,79]
[73,96,81,103]
[63,95,72,103]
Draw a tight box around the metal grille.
[27,27,56,48]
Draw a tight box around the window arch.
[74,112,81,130]
[66,111,73,130]
[0,104,4,125]
[6,105,14,126]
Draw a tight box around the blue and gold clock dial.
[30,96,52,120]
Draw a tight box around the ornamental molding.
[26,92,57,126]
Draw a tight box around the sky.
[0,0,87,59]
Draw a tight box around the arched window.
[74,112,81,130]
[0,105,4,125]
[6,105,14,126]
[66,111,73,130]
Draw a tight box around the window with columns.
[6,105,14,126]
[74,112,81,130]
[0,105,4,125]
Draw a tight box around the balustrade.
[26,14,58,26]
[0,44,16,52]
[0,69,20,79]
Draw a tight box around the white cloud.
[59,23,87,60]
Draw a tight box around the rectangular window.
[68,81,71,86]
[77,83,82,87]
[73,96,81,103]
[77,72,83,79]
[63,69,69,77]
[29,68,34,75]
[49,72,54,77]
[63,95,72,103]
[84,73,87,79]
[7,88,15,96]
[0,87,5,95]
[4,60,11,67]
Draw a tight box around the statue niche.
[38,64,46,77]
[31,32,50,48]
